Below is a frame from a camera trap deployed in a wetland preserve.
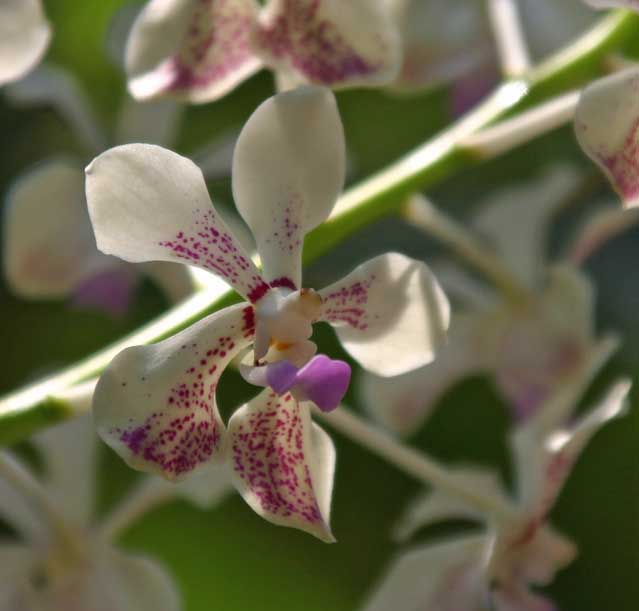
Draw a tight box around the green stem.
[0,10,636,446]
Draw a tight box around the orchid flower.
[125,0,401,103]
[0,0,50,87]
[85,86,450,541]
[0,411,234,610]
[2,13,238,316]
[360,166,629,436]
[363,380,630,611]
[575,67,639,209]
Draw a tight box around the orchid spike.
[575,68,639,209]
[361,166,620,436]
[0,414,232,610]
[125,0,401,103]
[364,380,630,611]
[86,86,450,540]
[2,11,239,316]
[0,0,50,87]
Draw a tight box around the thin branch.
[486,0,532,76]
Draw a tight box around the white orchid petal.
[232,86,345,287]
[320,253,450,377]
[472,165,584,286]
[3,159,115,300]
[393,468,507,542]
[94,303,255,481]
[115,98,183,148]
[0,0,50,86]
[513,380,629,516]
[126,0,262,103]
[362,535,487,611]
[33,415,97,528]
[359,313,488,436]
[254,0,400,88]
[488,522,576,594]
[575,68,639,208]
[5,65,107,153]
[227,389,336,542]
[389,0,492,91]
[86,143,269,302]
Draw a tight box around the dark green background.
[1,2,638,609]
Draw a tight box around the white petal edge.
[125,0,262,103]
[232,86,346,287]
[3,158,114,299]
[86,143,268,302]
[320,253,450,377]
[575,68,639,208]
[94,303,255,481]
[227,390,336,542]
[0,0,50,86]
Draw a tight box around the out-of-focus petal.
[0,0,50,86]
[126,0,262,103]
[472,166,583,286]
[232,86,345,288]
[139,261,195,304]
[584,0,639,10]
[575,68,639,208]
[105,2,144,67]
[388,0,493,92]
[114,98,183,148]
[319,253,450,377]
[94,304,255,480]
[567,204,639,264]
[393,468,507,542]
[33,415,97,529]
[86,143,269,303]
[190,129,238,181]
[254,0,400,88]
[0,544,37,608]
[518,0,597,60]
[227,389,336,541]
[44,548,182,611]
[513,380,630,517]
[3,159,113,300]
[5,65,107,154]
[362,535,487,611]
[359,313,489,436]
[71,265,140,317]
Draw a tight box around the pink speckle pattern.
[164,0,258,93]
[114,306,256,477]
[320,273,377,331]
[600,117,639,204]
[230,390,328,532]
[254,0,382,85]
[158,207,269,302]
[264,199,303,257]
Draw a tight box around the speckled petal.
[319,253,450,377]
[254,0,400,88]
[232,86,345,288]
[126,0,262,103]
[227,389,336,541]
[3,158,116,300]
[575,69,639,208]
[0,0,50,86]
[94,303,256,480]
[86,143,270,303]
